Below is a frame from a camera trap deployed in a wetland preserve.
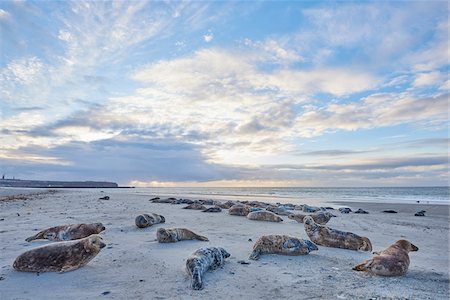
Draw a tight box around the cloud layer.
[0,1,448,186]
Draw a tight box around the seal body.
[183,203,207,210]
[25,223,105,242]
[353,240,418,276]
[249,235,318,260]
[135,213,165,228]
[288,211,335,225]
[13,235,106,273]
[266,206,291,216]
[157,228,208,243]
[186,247,230,290]
[229,205,251,216]
[202,207,222,213]
[247,211,283,222]
[303,216,372,251]
[215,201,236,209]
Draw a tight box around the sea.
[120,186,449,206]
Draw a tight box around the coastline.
[0,189,448,299]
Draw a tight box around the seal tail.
[25,232,43,242]
[194,234,209,241]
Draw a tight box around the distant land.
[0,178,122,188]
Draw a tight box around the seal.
[157,228,209,243]
[13,234,106,273]
[247,211,283,222]
[215,200,236,209]
[288,211,335,225]
[202,207,222,213]
[266,206,291,216]
[183,203,207,210]
[186,247,230,290]
[303,204,321,213]
[228,204,251,216]
[339,207,352,214]
[135,213,165,228]
[353,240,418,276]
[303,216,372,251]
[25,223,105,242]
[249,235,318,260]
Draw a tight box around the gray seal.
[13,235,106,273]
[247,211,283,222]
[135,213,165,228]
[157,228,208,243]
[288,211,335,225]
[186,247,230,290]
[353,240,418,276]
[25,223,105,242]
[303,216,372,251]
[249,235,318,260]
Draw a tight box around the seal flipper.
[191,269,203,290]
[59,265,80,273]
[25,231,49,242]
[283,239,302,254]
[352,259,372,272]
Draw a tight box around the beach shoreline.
[0,189,448,299]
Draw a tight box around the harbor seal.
[303,216,372,251]
[25,223,105,242]
[228,204,251,216]
[288,211,335,225]
[249,235,318,260]
[183,203,207,210]
[247,211,283,222]
[157,228,209,243]
[13,234,106,273]
[135,213,165,228]
[353,240,418,276]
[186,247,230,290]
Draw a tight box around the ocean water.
[124,186,450,206]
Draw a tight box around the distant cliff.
[0,179,119,188]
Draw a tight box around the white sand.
[0,189,449,299]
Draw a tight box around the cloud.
[300,150,373,156]
[203,32,213,42]
[294,92,448,137]
[412,71,445,87]
[0,8,10,19]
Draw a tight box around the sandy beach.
[0,188,449,299]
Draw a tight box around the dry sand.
[0,188,449,299]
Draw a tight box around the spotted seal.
[288,211,335,225]
[13,235,106,273]
[135,213,165,228]
[353,240,418,276]
[246,211,283,222]
[157,228,209,243]
[186,247,230,290]
[303,216,372,251]
[25,223,105,242]
[249,235,318,260]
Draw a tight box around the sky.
[0,1,448,187]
